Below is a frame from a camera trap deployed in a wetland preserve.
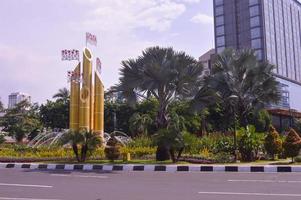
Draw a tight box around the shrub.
[237,125,264,162]
[104,137,122,161]
[0,134,5,145]
[60,130,102,162]
[127,134,154,148]
[153,128,184,162]
[214,135,234,154]
[283,128,301,162]
[183,131,202,155]
[264,126,282,160]
[213,152,234,163]
[121,146,156,158]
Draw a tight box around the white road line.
[228,179,301,183]
[0,183,52,188]
[198,191,301,197]
[50,174,108,179]
[0,197,60,200]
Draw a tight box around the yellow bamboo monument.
[94,73,104,136]
[69,47,104,139]
[69,63,80,131]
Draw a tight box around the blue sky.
[0,0,214,106]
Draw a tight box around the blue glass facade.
[214,0,301,110]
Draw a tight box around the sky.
[0,0,214,106]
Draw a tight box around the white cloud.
[190,13,213,25]
[77,0,186,32]
[177,0,200,3]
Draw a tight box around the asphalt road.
[1,168,301,200]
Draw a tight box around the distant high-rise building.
[199,49,216,76]
[213,0,301,110]
[8,92,31,109]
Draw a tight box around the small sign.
[62,49,79,61]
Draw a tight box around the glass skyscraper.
[214,0,301,110]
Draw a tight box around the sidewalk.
[1,162,301,173]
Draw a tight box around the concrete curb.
[0,163,300,173]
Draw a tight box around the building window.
[250,16,260,27]
[216,36,225,47]
[249,0,259,6]
[215,6,224,16]
[251,38,261,49]
[250,5,260,17]
[251,27,261,38]
[215,16,224,26]
[216,26,225,36]
[215,0,223,6]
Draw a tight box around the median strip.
[1,163,301,173]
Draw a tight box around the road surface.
[0,168,301,200]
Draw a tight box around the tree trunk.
[156,145,170,161]
[80,144,88,162]
[72,144,80,162]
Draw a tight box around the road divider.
[0,163,301,173]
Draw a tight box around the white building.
[8,92,31,109]
[199,49,215,76]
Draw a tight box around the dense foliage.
[205,49,281,127]
[283,129,301,162]
[60,130,102,162]
[0,100,42,142]
[237,125,264,162]
[264,126,282,159]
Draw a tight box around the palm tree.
[60,130,102,162]
[206,49,281,127]
[115,47,204,161]
[115,46,203,129]
[129,113,153,136]
[53,88,70,103]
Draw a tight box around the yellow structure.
[69,63,80,131]
[94,73,104,135]
[69,47,104,139]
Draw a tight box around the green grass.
[44,159,190,165]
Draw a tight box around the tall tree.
[115,46,205,161]
[0,100,41,143]
[0,100,4,112]
[53,88,70,104]
[115,46,204,129]
[40,88,70,129]
[205,49,281,127]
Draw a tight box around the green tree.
[206,49,281,127]
[60,130,102,162]
[0,134,5,145]
[153,113,185,162]
[115,46,204,160]
[129,113,153,136]
[249,109,271,132]
[0,100,4,112]
[237,125,265,161]
[40,88,70,129]
[0,100,42,143]
[264,126,282,160]
[283,128,301,162]
[53,88,70,104]
[104,101,135,134]
[116,46,203,129]
[169,100,202,135]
